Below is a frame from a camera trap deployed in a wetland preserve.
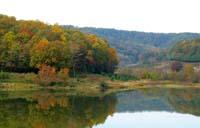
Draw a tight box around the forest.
[64,26,200,65]
[0,14,119,74]
[169,38,200,62]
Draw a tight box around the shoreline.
[0,78,199,96]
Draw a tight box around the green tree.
[0,31,20,70]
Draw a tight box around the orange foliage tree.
[36,64,57,86]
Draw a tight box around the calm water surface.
[0,87,200,128]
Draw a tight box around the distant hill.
[63,26,200,65]
[168,38,200,62]
[78,27,200,48]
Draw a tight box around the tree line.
[0,14,119,74]
[64,26,200,65]
[168,38,200,62]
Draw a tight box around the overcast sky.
[0,0,200,33]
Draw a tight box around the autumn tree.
[36,64,57,86]
[0,14,119,74]
[30,39,70,69]
[0,31,20,71]
[108,48,119,72]
[0,15,16,36]
[183,64,194,81]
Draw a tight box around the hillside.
[168,38,200,62]
[64,26,200,65]
[79,27,200,48]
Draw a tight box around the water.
[0,87,200,128]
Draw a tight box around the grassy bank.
[0,72,200,96]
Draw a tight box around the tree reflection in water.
[116,88,200,116]
[0,88,200,128]
[0,91,117,128]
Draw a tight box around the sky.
[0,0,200,33]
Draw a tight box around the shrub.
[0,71,10,80]
[191,72,200,83]
[149,72,161,80]
[35,64,71,86]
[57,68,70,84]
[183,64,194,81]
[106,73,138,81]
[139,71,161,80]
[36,64,57,86]
[100,81,109,91]
[171,61,183,72]
[176,71,185,81]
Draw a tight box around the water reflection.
[115,88,200,116]
[95,88,200,128]
[94,112,200,128]
[0,88,200,128]
[0,91,116,128]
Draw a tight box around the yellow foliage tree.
[183,64,194,81]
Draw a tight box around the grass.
[101,73,139,81]
[0,83,39,91]
[0,72,37,83]
[0,72,200,95]
[0,71,10,80]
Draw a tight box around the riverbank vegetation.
[0,70,200,95]
[117,61,200,83]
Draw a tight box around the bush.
[0,71,10,80]
[57,68,70,84]
[171,61,183,72]
[183,64,194,81]
[176,71,185,81]
[100,81,109,91]
[116,74,138,81]
[102,73,138,81]
[36,64,57,86]
[192,72,200,83]
[35,64,71,86]
[149,72,161,80]
[139,71,161,80]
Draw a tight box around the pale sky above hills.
[0,0,200,33]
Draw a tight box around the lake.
[0,87,200,128]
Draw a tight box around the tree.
[183,64,194,81]
[30,39,49,67]
[0,31,20,71]
[0,15,16,36]
[108,48,119,72]
[30,39,70,69]
[169,39,200,62]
